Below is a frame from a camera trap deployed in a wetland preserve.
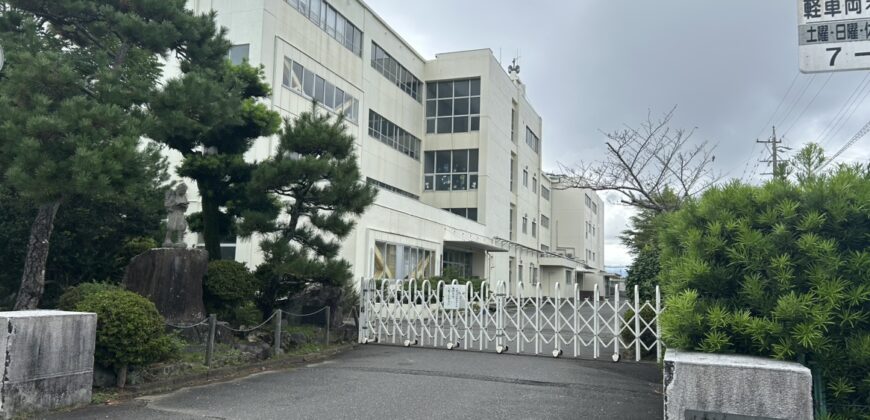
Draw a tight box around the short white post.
[656,285,662,362]
[593,283,599,359]
[634,284,641,362]
[613,284,620,359]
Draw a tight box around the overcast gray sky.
[366,0,870,267]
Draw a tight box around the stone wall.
[0,311,96,419]
[663,349,812,420]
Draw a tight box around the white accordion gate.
[358,279,663,362]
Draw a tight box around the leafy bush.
[626,246,660,302]
[620,305,658,358]
[57,282,121,311]
[204,260,261,325]
[75,289,178,387]
[658,164,869,416]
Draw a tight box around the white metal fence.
[358,279,663,362]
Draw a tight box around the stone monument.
[163,184,189,248]
[123,183,207,323]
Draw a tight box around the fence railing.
[164,306,332,367]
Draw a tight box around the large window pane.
[467,208,477,221]
[229,44,249,65]
[454,80,469,97]
[334,88,344,112]
[468,149,479,172]
[435,151,451,173]
[326,7,336,36]
[437,81,453,98]
[314,76,325,102]
[424,176,433,191]
[454,98,469,114]
[426,119,436,133]
[309,0,321,22]
[436,175,451,191]
[453,116,468,133]
[452,150,468,172]
[299,0,309,16]
[282,58,292,87]
[325,82,335,108]
[426,100,436,117]
[470,97,480,114]
[335,15,346,42]
[470,116,480,131]
[427,83,437,98]
[470,78,481,95]
[469,174,478,189]
[436,117,452,134]
[437,99,452,116]
[303,69,315,96]
[452,174,467,190]
[292,62,304,89]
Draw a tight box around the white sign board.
[799,0,870,72]
[442,285,467,310]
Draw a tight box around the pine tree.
[240,107,377,315]
[148,35,281,260]
[0,1,218,309]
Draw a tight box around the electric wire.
[815,72,870,145]
[783,73,834,138]
[821,79,870,150]
[776,74,817,130]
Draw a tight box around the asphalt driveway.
[48,345,662,420]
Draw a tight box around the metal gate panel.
[358,279,663,362]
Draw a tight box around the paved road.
[49,346,663,420]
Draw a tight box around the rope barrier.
[282,306,329,317]
[218,310,279,333]
[165,318,209,329]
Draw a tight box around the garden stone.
[122,248,208,323]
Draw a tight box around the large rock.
[664,349,812,420]
[122,248,208,323]
[0,311,96,419]
[285,282,343,327]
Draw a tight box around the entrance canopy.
[443,240,507,253]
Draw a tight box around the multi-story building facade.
[176,0,608,296]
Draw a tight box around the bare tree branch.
[553,107,721,213]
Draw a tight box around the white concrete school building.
[179,0,608,297]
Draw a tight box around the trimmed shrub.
[57,282,121,311]
[75,289,178,387]
[204,260,261,325]
[658,165,869,417]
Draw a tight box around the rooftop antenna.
[508,55,521,75]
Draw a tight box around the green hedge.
[204,260,261,325]
[658,165,869,417]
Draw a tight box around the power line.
[821,80,870,150]
[783,73,834,138]
[821,121,870,170]
[738,72,800,183]
[777,74,817,129]
[757,126,789,179]
[815,73,870,145]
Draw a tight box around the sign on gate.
[442,285,467,310]
[798,0,870,73]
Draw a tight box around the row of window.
[423,149,479,191]
[373,241,435,280]
[366,178,419,200]
[368,110,421,160]
[542,185,550,201]
[282,57,360,123]
[286,0,363,56]
[426,78,481,134]
[541,215,550,229]
[585,193,598,214]
[525,126,540,153]
[371,42,423,102]
[586,249,597,263]
[586,221,597,238]
[443,208,478,222]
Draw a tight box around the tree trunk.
[13,200,61,310]
[116,364,128,389]
[197,180,222,261]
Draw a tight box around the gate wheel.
[447,342,459,350]
[496,345,509,354]
[552,349,563,358]
[403,339,418,347]
[611,353,621,362]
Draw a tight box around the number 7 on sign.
[827,47,842,66]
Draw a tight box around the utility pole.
[757,126,790,179]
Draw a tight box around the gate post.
[656,285,662,361]
[613,284,620,360]
[634,284,641,362]
[593,283,599,359]
[358,277,367,344]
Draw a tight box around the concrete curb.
[96,343,357,402]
